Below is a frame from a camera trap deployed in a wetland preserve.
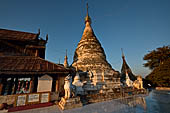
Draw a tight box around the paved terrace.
[8,98,137,113]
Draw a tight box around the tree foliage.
[145,58,170,87]
[143,45,170,70]
[144,45,170,87]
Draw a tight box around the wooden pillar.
[29,76,38,93]
[33,76,38,92]
[8,78,14,95]
[14,78,18,94]
[29,77,34,93]
[1,78,7,95]
[55,80,59,92]
[51,76,59,92]
[35,49,39,57]
[0,78,3,95]
[58,77,61,93]
[52,77,56,92]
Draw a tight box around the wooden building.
[0,28,46,58]
[0,28,71,96]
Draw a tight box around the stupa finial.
[38,28,40,36]
[64,49,69,68]
[85,3,91,24]
[86,3,89,16]
[58,58,60,64]
[121,48,125,59]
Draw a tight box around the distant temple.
[120,49,136,86]
[71,4,120,93]
[0,28,71,96]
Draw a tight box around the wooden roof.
[0,28,38,41]
[0,56,70,75]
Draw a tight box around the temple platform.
[58,97,83,110]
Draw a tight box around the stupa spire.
[121,48,125,59]
[120,49,136,81]
[72,3,113,72]
[85,3,91,24]
[71,3,121,92]
[121,49,130,72]
[87,3,89,14]
[64,49,69,68]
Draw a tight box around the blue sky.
[0,0,170,77]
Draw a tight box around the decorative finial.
[46,34,48,42]
[38,28,40,35]
[121,48,125,59]
[59,58,60,64]
[64,49,69,68]
[64,49,68,60]
[66,49,67,57]
[86,3,89,16]
[85,2,91,24]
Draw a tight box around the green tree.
[144,45,170,87]
[145,58,170,87]
[143,45,170,70]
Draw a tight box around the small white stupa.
[125,71,133,87]
[72,72,84,95]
